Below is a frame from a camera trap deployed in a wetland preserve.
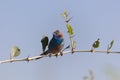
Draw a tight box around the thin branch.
[0,56,42,64]
[66,19,74,53]
[0,49,120,64]
[62,10,75,53]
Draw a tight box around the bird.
[41,30,64,57]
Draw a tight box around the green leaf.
[61,13,66,19]
[61,10,68,19]
[108,40,114,50]
[72,41,76,49]
[10,45,21,59]
[66,24,74,35]
[41,35,49,52]
[93,38,100,48]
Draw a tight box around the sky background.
[0,0,120,80]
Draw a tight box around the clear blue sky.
[0,0,120,80]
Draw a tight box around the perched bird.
[10,45,21,59]
[41,30,64,57]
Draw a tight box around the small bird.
[41,30,64,57]
[10,45,21,59]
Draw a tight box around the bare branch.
[0,49,120,64]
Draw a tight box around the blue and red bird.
[41,30,64,57]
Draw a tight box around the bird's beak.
[53,32,56,36]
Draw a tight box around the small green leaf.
[72,41,76,49]
[61,10,68,19]
[41,35,49,52]
[108,40,114,50]
[10,45,21,59]
[66,24,74,35]
[61,13,66,19]
[93,38,100,48]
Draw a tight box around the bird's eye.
[54,30,59,33]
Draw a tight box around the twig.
[0,49,120,64]
[66,19,74,53]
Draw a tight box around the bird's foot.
[60,52,63,56]
[55,53,59,58]
[49,53,52,57]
